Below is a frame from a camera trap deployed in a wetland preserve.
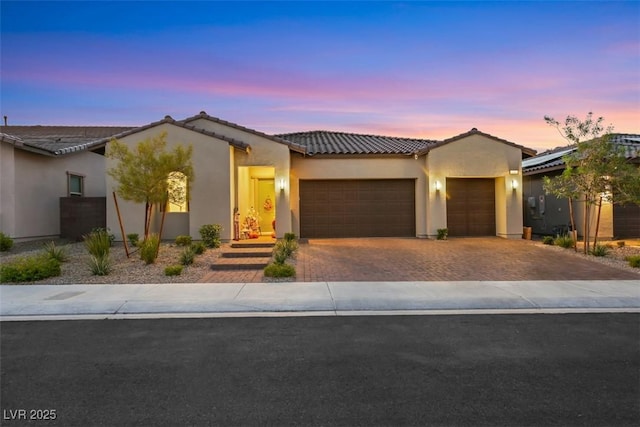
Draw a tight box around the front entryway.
[299,179,415,238]
[446,178,496,236]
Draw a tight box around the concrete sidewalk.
[1,280,639,320]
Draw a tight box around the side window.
[166,171,188,212]
[67,172,84,197]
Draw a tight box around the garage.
[446,178,496,236]
[299,179,415,238]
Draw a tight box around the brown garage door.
[300,179,415,238]
[446,178,496,236]
[614,203,640,238]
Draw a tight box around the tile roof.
[0,125,133,156]
[523,133,640,175]
[181,111,306,154]
[275,130,438,156]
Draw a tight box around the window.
[166,171,188,212]
[67,172,84,197]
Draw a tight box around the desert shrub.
[88,255,111,276]
[91,227,115,246]
[127,233,139,247]
[264,263,296,278]
[139,233,160,264]
[590,244,609,257]
[43,241,68,262]
[0,232,13,252]
[0,255,61,282]
[617,241,626,248]
[175,235,192,246]
[542,236,555,245]
[437,228,448,240]
[165,265,183,276]
[554,235,574,249]
[199,224,222,248]
[273,239,298,265]
[84,229,111,258]
[626,255,640,268]
[284,232,296,242]
[180,246,195,266]
[192,242,206,255]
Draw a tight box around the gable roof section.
[418,128,537,158]
[275,130,438,156]
[181,111,306,154]
[523,133,640,175]
[1,125,133,156]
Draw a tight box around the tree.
[107,132,194,239]
[543,113,632,253]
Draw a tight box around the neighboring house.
[1,112,538,242]
[522,134,640,239]
[104,112,536,241]
[0,125,132,241]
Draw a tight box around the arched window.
[166,171,188,212]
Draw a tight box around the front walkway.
[201,238,640,283]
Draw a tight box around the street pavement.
[1,280,639,320]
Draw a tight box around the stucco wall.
[7,148,105,240]
[106,123,233,241]
[290,155,427,237]
[188,118,293,237]
[0,142,16,237]
[427,134,523,239]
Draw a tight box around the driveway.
[203,237,640,283]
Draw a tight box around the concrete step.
[211,257,271,271]
[221,251,273,258]
[230,242,275,249]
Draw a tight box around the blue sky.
[1,1,639,151]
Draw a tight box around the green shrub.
[264,263,296,278]
[0,232,13,252]
[127,233,139,247]
[43,241,68,262]
[88,254,111,276]
[192,242,206,255]
[554,235,574,249]
[84,229,111,258]
[273,239,298,265]
[542,236,555,245]
[0,255,61,282]
[284,232,296,242]
[139,233,160,264]
[180,246,195,266]
[91,227,115,246]
[590,244,609,257]
[165,265,183,276]
[199,224,222,248]
[175,235,192,246]
[437,228,448,240]
[626,255,640,268]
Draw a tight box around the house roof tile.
[275,130,438,156]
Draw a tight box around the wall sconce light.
[434,180,442,191]
[509,169,519,175]
[279,178,285,192]
[414,153,419,160]
[511,179,519,190]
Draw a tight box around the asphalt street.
[1,314,639,426]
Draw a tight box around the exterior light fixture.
[279,178,285,192]
[434,180,442,191]
[511,179,519,190]
[509,169,519,175]
[414,153,419,160]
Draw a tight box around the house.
[104,112,536,241]
[522,134,640,239]
[0,125,132,241]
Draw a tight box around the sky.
[1,1,639,152]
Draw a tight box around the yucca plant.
[84,229,111,258]
[88,254,111,276]
[43,241,69,262]
[180,246,195,266]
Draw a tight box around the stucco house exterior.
[1,112,537,242]
[0,126,131,241]
[522,134,640,239]
[103,112,535,241]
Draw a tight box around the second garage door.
[446,178,496,237]
[299,179,415,238]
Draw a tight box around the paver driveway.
[201,238,640,283]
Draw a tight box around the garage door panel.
[446,178,496,237]
[300,179,415,238]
